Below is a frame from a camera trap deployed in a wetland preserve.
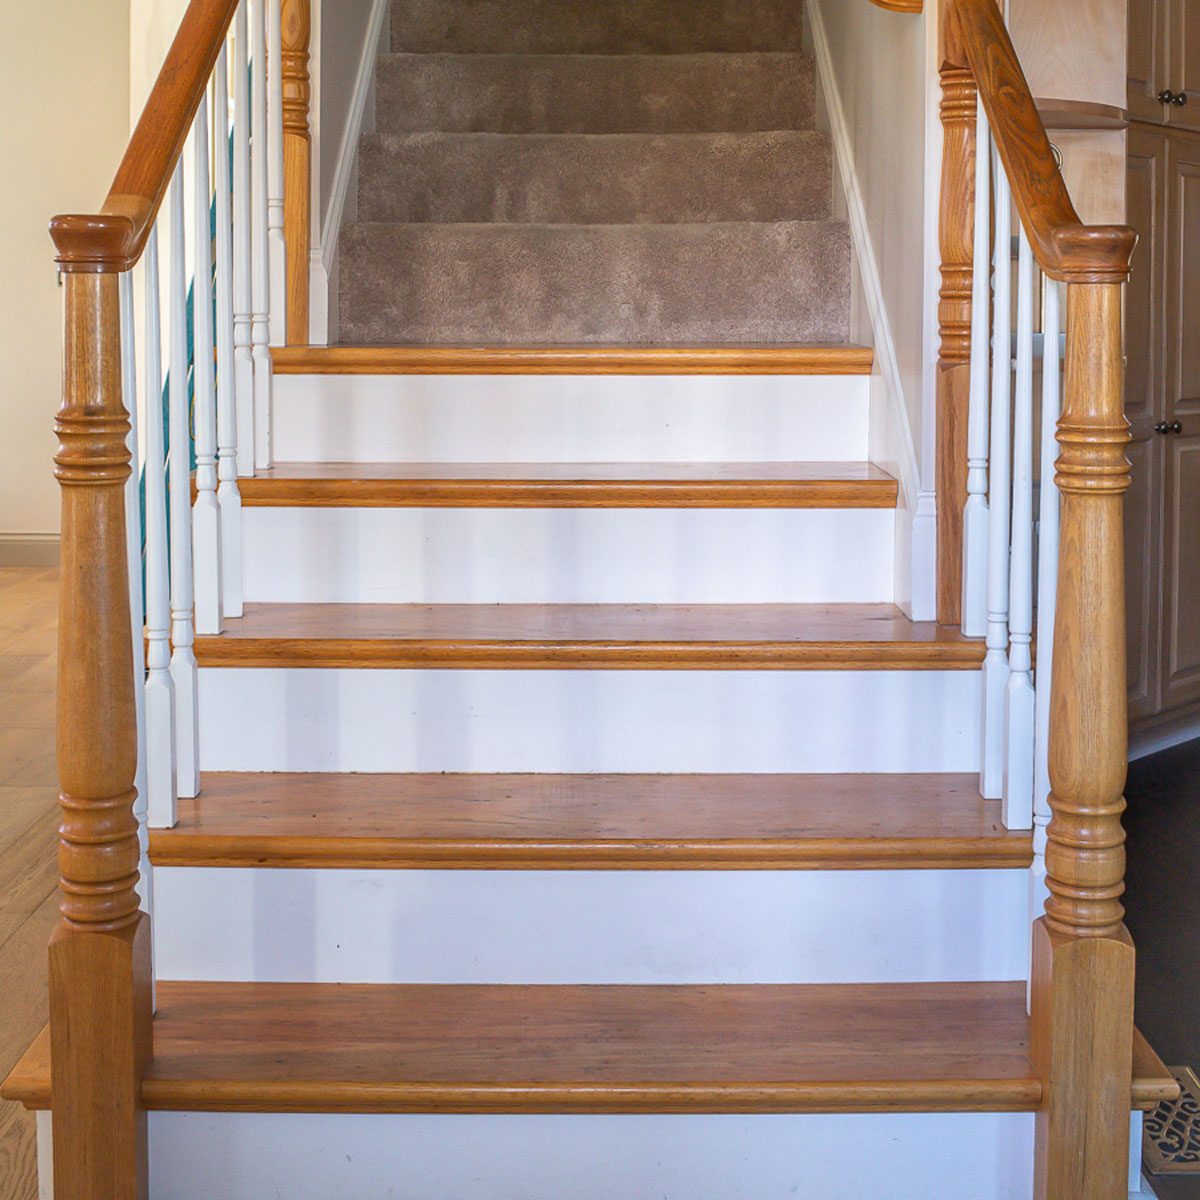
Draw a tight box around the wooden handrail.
[946,0,1135,284]
[936,2,1141,1195]
[51,0,240,273]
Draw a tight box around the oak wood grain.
[282,0,311,344]
[936,46,976,626]
[150,772,1032,871]
[51,0,239,272]
[1030,283,1139,1200]
[270,345,876,376]
[193,603,987,671]
[946,0,1136,284]
[49,270,151,1200]
[5,980,1044,1115]
[234,462,900,509]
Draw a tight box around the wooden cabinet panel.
[1127,130,1167,427]
[1126,435,1165,720]
[1167,136,1200,414]
[1130,0,1172,124]
[1163,436,1200,708]
[1170,0,1200,128]
[1125,128,1169,720]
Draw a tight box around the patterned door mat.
[1146,1067,1200,1175]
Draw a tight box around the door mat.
[1145,1066,1200,1175]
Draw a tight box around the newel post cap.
[50,213,137,274]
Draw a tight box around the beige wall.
[0,1,131,548]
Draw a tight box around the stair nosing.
[6,984,1176,1115]
[150,771,1032,872]
[271,344,874,376]
[234,464,898,510]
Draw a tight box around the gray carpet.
[338,3,850,345]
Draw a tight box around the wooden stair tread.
[271,344,875,376]
[1,981,1037,1114]
[3,984,1176,1115]
[150,772,1032,870]
[236,461,899,509]
[194,603,985,670]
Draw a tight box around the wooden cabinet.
[1125,122,1200,738]
[1129,0,1200,130]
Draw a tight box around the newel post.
[936,6,976,626]
[1032,281,1135,1200]
[281,0,312,345]
[48,220,152,1200]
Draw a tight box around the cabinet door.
[1169,0,1200,130]
[1160,133,1200,710]
[1131,0,1171,124]
[1126,128,1169,720]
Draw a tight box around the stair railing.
[46,0,309,1194]
[937,1,1137,1196]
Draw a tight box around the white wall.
[0,0,132,555]
[806,0,939,617]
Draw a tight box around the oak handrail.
[946,0,1135,284]
[50,0,240,273]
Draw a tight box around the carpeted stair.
[337,0,851,345]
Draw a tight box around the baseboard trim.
[0,534,60,567]
[1130,702,1200,761]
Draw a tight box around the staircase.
[3,0,1178,1197]
[337,0,848,344]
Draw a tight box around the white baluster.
[214,42,245,618]
[192,91,224,636]
[962,97,992,638]
[119,269,153,907]
[1032,278,1064,910]
[169,163,200,800]
[980,154,1013,800]
[233,0,256,478]
[251,0,274,467]
[267,0,287,345]
[1003,228,1036,828]
[142,227,178,830]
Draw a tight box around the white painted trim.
[36,1111,53,1200]
[309,0,389,344]
[805,0,931,619]
[0,534,59,567]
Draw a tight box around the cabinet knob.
[1160,89,1179,104]
[1155,421,1184,434]
[1175,91,1190,107]
[1172,420,1184,434]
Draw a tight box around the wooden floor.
[0,568,58,1200]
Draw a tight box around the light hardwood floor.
[0,568,59,1200]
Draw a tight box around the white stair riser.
[242,507,896,604]
[198,668,983,773]
[271,373,871,463]
[148,1111,1035,1200]
[153,866,1029,984]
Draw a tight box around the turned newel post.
[1032,280,1135,1200]
[936,10,976,626]
[281,0,311,345]
[48,217,152,1200]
